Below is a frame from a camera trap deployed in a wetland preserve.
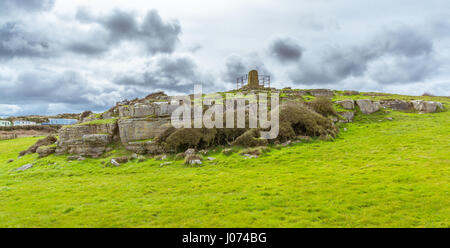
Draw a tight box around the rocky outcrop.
[336,100,355,110]
[52,88,446,158]
[118,117,172,143]
[411,100,444,113]
[118,102,178,118]
[339,112,355,122]
[19,135,57,156]
[79,111,93,122]
[0,133,17,140]
[380,100,411,111]
[343,90,359,96]
[56,123,118,157]
[308,89,334,97]
[124,140,164,155]
[356,99,381,114]
[36,146,56,158]
[58,134,112,158]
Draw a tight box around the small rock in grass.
[130,153,138,160]
[222,148,233,155]
[184,154,202,165]
[242,154,258,159]
[113,157,128,164]
[184,148,196,156]
[240,148,261,157]
[110,159,120,167]
[190,160,202,165]
[386,117,393,121]
[343,128,348,131]
[207,157,216,161]
[15,163,33,171]
[160,162,172,167]
[175,153,185,160]
[67,156,78,161]
[137,156,147,162]
[296,136,312,142]
[7,159,14,163]
[78,156,86,161]
[198,149,208,155]
[155,155,167,161]
[281,140,292,146]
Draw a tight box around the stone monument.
[248,70,259,88]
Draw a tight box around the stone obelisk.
[247,70,259,88]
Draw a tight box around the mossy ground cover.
[0,101,449,227]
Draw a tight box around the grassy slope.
[0,97,449,227]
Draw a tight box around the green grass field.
[0,98,449,227]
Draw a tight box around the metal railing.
[236,75,270,89]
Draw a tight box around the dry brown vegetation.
[307,96,339,117]
[155,101,338,152]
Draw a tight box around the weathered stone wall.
[118,117,172,143]
[0,133,17,140]
[56,123,118,157]
[54,90,445,157]
[118,102,178,118]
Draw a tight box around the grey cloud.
[0,70,97,104]
[376,27,433,57]
[288,25,437,85]
[0,8,182,59]
[0,0,54,15]
[221,53,271,84]
[0,69,124,115]
[73,9,181,55]
[114,55,217,94]
[66,42,109,55]
[221,54,247,83]
[0,22,51,59]
[139,10,181,54]
[368,54,437,84]
[101,9,139,39]
[268,37,303,63]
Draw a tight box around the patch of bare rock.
[19,135,57,157]
[22,89,443,161]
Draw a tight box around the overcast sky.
[1,0,449,116]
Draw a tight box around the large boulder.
[36,146,56,158]
[336,100,355,110]
[380,100,412,111]
[56,122,118,157]
[339,112,355,122]
[410,100,444,113]
[118,117,172,143]
[19,135,57,156]
[61,134,112,157]
[79,111,93,122]
[356,99,381,114]
[58,123,118,143]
